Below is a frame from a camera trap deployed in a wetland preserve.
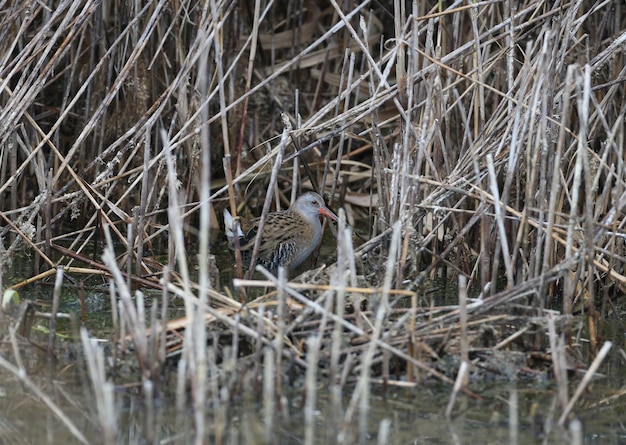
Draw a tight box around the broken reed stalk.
[263,346,276,443]
[548,315,569,413]
[304,334,322,445]
[570,418,583,445]
[175,353,188,436]
[126,221,133,291]
[445,361,469,419]
[377,418,392,445]
[558,341,613,426]
[508,389,519,445]
[159,266,170,368]
[47,267,63,355]
[204,346,219,443]
[80,328,117,445]
[458,274,468,384]
[487,155,513,287]
[135,130,151,277]
[273,266,287,401]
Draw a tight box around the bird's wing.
[240,212,301,259]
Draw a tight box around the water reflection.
[1,344,625,445]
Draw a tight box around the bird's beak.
[320,206,339,222]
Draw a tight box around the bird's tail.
[223,208,244,239]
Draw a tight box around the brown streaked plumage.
[223,192,338,275]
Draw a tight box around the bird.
[223,192,338,275]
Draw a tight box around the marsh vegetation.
[1,0,625,443]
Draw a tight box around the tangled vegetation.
[0,0,625,443]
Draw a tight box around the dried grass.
[0,0,625,442]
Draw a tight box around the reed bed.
[0,0,625,443]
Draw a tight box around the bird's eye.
[311,200,318,206]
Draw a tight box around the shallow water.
[1,249,625,444]
[1,350,625,445]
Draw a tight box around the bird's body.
[223,192,338,275]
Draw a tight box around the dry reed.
[0,0,625,442]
